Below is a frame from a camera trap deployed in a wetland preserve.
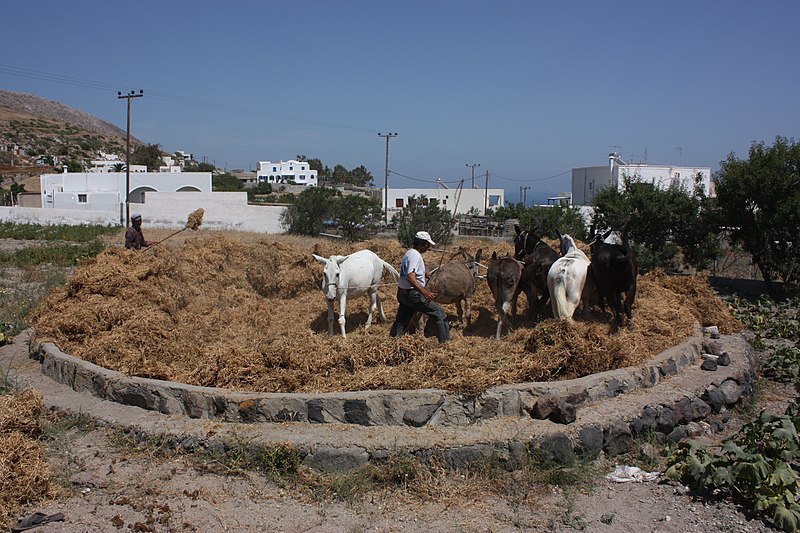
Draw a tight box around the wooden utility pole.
[118,89,144,227]
[378,132,398,225]
[466,163,480,189]
[483,170,489,215]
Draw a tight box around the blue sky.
[2,1,798,204]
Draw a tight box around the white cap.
[414,231,435,246]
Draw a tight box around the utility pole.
[521,186,530,206]
[483,170,489,215]
[466,163,480,189]
[378,132,398,224]
[118,89,144,227]
[674,146,683,166]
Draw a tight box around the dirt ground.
[11,374,789,533]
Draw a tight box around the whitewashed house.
[88,152,147,173]
[40,172,212,213]
[384,186,504,220]
[256,160,318,186]
[571,153,713,206]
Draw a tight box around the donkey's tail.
[382,260,400,280]
[549,274,570,319]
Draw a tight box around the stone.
[701,359,718,371]
[343,399,371,426]
[506,441,529,471]
[530,394,559,420]
[719,379,743,405]
[403,403,440,427]
[537,434,575,465]
[307,399,325,423]
[672,397,694,425]
[303,447,369,473]
[701,386,726,413]
[120,386,157,411]
[703,325,720,339]
[690,398,712,420]
[703,340,724,356]
[551,401,576,424]
[179,436,200,451]
[659,358,678,377]
[69,471,109,488]
[655,407,675,434]
[667,426,689,442]
[578,426,603,458]
[603,420,634,456]
[443,444,499,470]
[718,352,731,366]
[479,396,500,418]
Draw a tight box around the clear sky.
[2,1,798,204]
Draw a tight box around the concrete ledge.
[4,328,758,473]
[34,332,705,428]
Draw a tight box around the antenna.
[643,148,648,164]
[674,146,683,166]
[607,145,622,155]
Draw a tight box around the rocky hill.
[0,90,138,180]
[0,90,127,138]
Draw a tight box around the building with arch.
[40,171,211,213]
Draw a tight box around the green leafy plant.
[762,346,800,383]
[666,406,800,532]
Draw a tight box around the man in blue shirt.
[389,231,450,343]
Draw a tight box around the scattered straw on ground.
[31,233,742,395]
[0,389,54,523]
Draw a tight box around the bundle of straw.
[147,208,205,250]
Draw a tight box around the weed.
[41,411,97,440]
[600,512,615,524]
[0,221,120,242]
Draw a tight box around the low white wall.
[1,192,287,233]
[139,192,285,233]
[0,206,119,226]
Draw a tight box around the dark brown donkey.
[513,225,560,323]
[486,251,524,339]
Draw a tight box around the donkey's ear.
[491,251,498,260]
[514,224,522,235]
[475,249,483,263]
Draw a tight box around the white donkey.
[312,249,399,338]
[547,233,591,321]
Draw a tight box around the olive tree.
[592,174,720,273]
[715,136,800,287]
[392,195,453,248]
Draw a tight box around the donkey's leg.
[365,289,378,330]
[337,294,348,338]
[376,290,387,323]
[326,300,335,335]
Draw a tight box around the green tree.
[111,163,126,172]
[592,174,719,273]
[331,164,350,185]
[392,195,453,248]
[131,143,164,171]
[184,161,217,172]
[212,173,244,191]
[333,195,383,242]
[349,165,373,187]
[715,136,800,287]
[280,187,339,236]
[246,182,273,202]
[488,204,587,240]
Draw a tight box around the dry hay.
[0,390,54,522]
[31,233,742,395]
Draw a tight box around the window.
[301,166,306,170]
[299,175,305,180]
[289,166,293,170]
[395,199,404,208]
[78,194,87,203]
[272,167,277,172]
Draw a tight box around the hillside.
[0,90,138,186]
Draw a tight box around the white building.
[40,172,212,213]
[571,153,713,206]
[256,160,318,186]
[384,186,504,220]
[88,153,147,173]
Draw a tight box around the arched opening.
[129,186,157,204]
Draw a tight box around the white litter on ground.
[606,465,660,483]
